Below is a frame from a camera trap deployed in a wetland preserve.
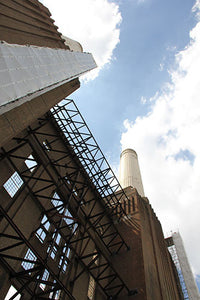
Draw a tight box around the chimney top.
[119,148,145,197]
[120,148,137,157]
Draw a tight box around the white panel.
[173,232,200,299]
[0,42,96,114]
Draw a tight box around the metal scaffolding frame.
[168,245,189,300]
[0,99,137,299]
[50,99,129,215]
[167,233,200,300]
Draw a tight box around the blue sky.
[73,0,196,161]
[41,0,200,291]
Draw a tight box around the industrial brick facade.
[0,101,134,299]
[0,0,184,299]
[0,101,183,299]
[112,187,183,300]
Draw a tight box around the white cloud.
[120,2,200,276]
[192,0,200,19]
[140,96,147,104]
[40,0,121,80]
[159,62,164,71]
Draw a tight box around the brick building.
[0,1,184,299]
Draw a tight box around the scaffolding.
[168,244,189,299]
[167,232,200,300]
[0,99,137,299]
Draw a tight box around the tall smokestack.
[119,148,145,197]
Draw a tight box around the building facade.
[0,1,192,299]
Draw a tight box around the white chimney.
[119,148,145,197]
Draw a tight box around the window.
[39,269,49,290]
[5,286,21,300]
[42,215,50,231]
[51,192,77,231]
[51,192,78,235]
[43,140,51,151]
[51,192,64,213]
[21,249,37,271]
[92,253,98,265]
[60,257,68,273]
[73,188,78,196]
[65,177,71,185]
[59,244,70,273]
[3,171,23,197]
[25,154,37,172]
[49,282,61,300]
[54,290,61,299]
[55,233,61,245]
[48,231,61,260]
[52,232,61,246]
[87,251,98,300]
[51,192,60,206]
[64,208,73,225]
[36,215,50,243]
[49,245,57,260]
[36,228,46,243]
[87,275,96,300]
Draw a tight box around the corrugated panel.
[0,0,67,49]
[0,42,97,112]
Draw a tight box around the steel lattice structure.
[0,99,137,299]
